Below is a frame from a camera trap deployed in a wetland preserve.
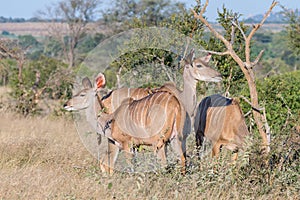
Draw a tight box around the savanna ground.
[0,86,299,199]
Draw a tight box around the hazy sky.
[0,0,299,21]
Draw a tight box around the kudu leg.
[231,151,238,161]
[170,135,186,174]
[122,141,135,172]
[100,139,120,174]
[156,144,168,168]
[195,130,205,158]
[212,142,221,157]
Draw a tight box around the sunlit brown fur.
[195,96,250,160]
[110,91,186,173]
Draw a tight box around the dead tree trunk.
[192,0,277,153]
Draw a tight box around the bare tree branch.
[230,24,235,45]
[244,110,252,117]
[199,0,208,16]
[38,0,100,68]
[231,20,247,41]
[199,49,230,56]
[192,0,278,154]
[182,39,191,59]
[239,95,264,113]
[245,1,278,63]
[0,38,26,83]
[262,107,271,152]
[252,49,265,67]
[192,1,244,70]
[191,3,231,51]
[225,66,233,95]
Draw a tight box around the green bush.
[237,71,299,170]
[9,57,73,116]
[257,70,300,134]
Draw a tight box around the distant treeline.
[0,16,64,23]
[244,9,300,24]
[2,9,299,24]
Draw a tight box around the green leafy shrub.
[257,70,300,134]
[9,56,73,116]
[238,71,299,171]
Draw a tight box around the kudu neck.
[85,91,100,132]
[85,90,111,136]
[181,74,198,117]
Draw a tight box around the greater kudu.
[155,49,222,122]
[109,90,186,173]
[65,49,222,173]
[64,74,151,173]
[194,94,250,159]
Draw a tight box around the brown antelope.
[64,74,151,173]
[153,49,222,158]
[154,49,222,122]
[65,74,186,173]
[109,91,186,173]
[64,49,222,173]
[194,94,250,160]
[102,50,221,172]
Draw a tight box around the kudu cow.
[194,94,250,159]
[109,91,186,173]
[155,49,222,123]
[64,49,222,173]
[65,74,186,173]
[64,74,151,173]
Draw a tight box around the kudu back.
[194,94,250,159]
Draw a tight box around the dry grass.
[0,111,298,200]
[0,22,285,37]
[0,87,298,199]
[0,22,111,37]
[0,112,96,199]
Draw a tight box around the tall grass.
[0,85,298,199]
[0,110,298,199]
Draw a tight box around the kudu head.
[64,73,106,111]
[182,49,222,83]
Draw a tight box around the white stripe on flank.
[140,96,147,126]
[159,91,168,106]
[152,92,164,105]
[137,89,142,98]
[165,94,172,115]
[111,91,115,112]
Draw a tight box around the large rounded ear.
[95,73,106,89]
[82,77,92,89]
[184,48,195,64]
[200,53,212,63]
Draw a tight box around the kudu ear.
[200,53,212,63]
[82,77,92,89]
[184,48,195,64]
[94,73,106,90]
